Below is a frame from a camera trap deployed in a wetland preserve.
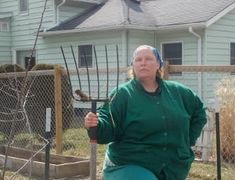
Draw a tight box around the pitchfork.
[61,44,120,180]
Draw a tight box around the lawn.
[1,128,235,179]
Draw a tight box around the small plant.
[0,132,6,144]
[13,133,43,149]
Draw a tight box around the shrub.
[0,64,25,73]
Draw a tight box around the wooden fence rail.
[164,64,235,79]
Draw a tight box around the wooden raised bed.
[0,146,89,178]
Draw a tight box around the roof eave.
[206,2,235,27]
[127,22,206,31]
[38,25,126,37]
[38,22,206,37]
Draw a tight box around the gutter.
[188,26,202,98]
[39,22,206,37]
[56,0,67,25]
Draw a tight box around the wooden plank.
[0,146,89,178]
[168,65,235,72]
[54,65,63,154]
[63,66,128,76]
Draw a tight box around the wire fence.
[0,65,235,179]
[0,68,88,179]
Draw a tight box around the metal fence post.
[45,108,51,180]
[213,98,221,180]
[215,111,221,180]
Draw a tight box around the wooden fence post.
[201,110,214,161]
[163,61,169,80]
[54,65,63,154]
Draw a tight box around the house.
[1,0,235,105]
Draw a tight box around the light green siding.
[0,0,55,65]
[0,0,12,64]
[0,23,11,63]
[155,30,203,95]
[204,9,235,103]
[0,45,12,64]
[10,0,55,50]
[128,30,155,64]
[38,31,123,67]
[0,0,16,12]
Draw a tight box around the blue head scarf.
[152,47,164,68]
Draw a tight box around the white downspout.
[122,29,129,81]
[189,26,202,98]
[56,0,66,25]
[125,30,129,66]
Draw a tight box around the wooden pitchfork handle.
[88,101,97,180]
[75,89,97,180]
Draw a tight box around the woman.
[84,45,207,180]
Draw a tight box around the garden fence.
[0,64,235,179]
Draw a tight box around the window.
[231,43,235,65]
[78,45,92,68]
[231,43,235,75]
[25,57,36,70]
[162,42,182,75]
[16,50,36,69]
[19,0,28,14]
[0,22,9,32]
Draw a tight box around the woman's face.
[132,48,160,81]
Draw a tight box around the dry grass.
[189,161,235,180]
[215,77,235,163]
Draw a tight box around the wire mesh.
[0,64,235,179]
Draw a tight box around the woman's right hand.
[84,112,99,129]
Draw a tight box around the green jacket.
[97,78,207,180]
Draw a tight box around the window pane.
[163,43,182,59]
[163,43,182,65]
[78,45,92,68]
[162,43,182,75]
[1,23,9,32]
[25,57,36,70]
[231,43,235,65]
[19,0,28,12]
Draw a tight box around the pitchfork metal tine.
[83,50,91,99]
[93,46,100,99]
[60,46,76,100]
[105,45,109,99]
[70,45,82,91]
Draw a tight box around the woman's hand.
[84,112,99,129]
